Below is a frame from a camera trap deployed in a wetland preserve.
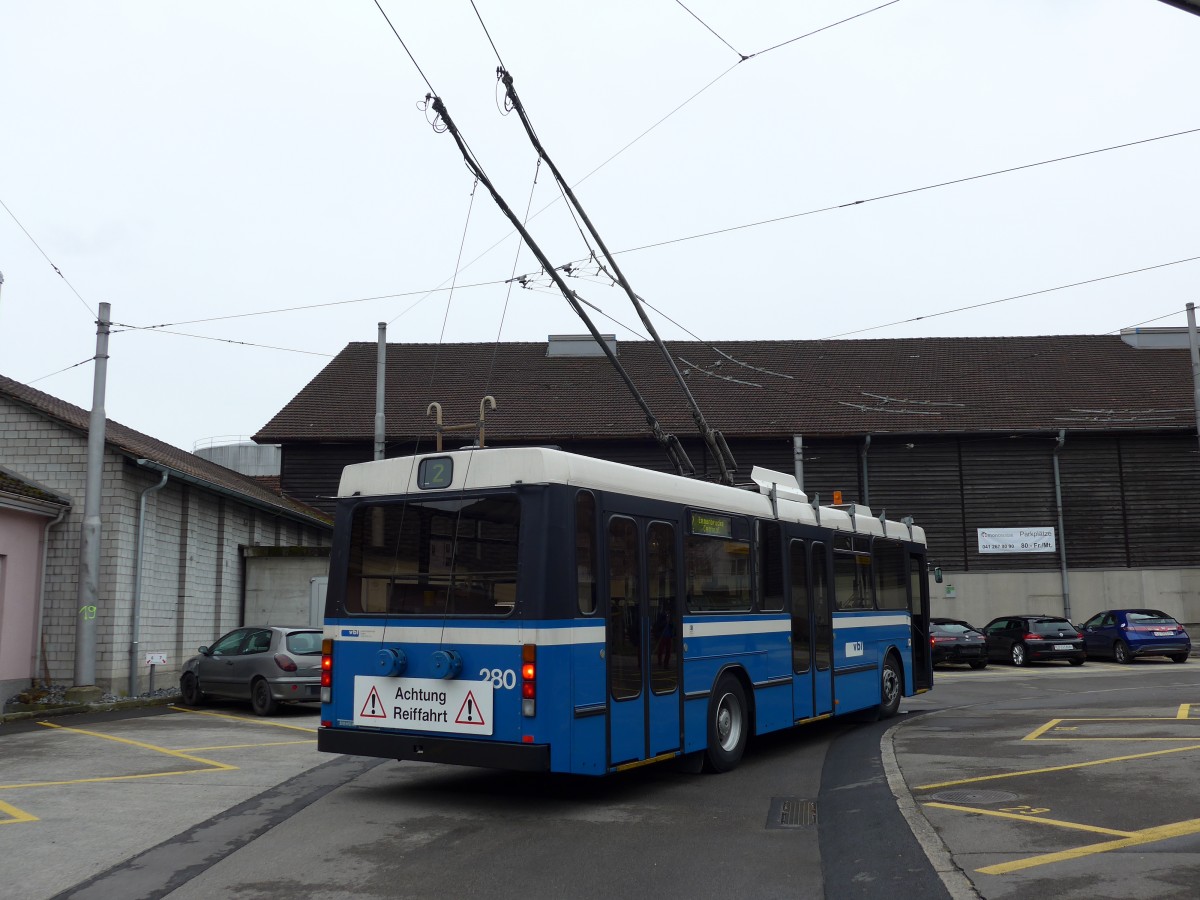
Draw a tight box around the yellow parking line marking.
[1023,719,1063,740]
[977,817,1200,875]
[179,740,316,752]
[0,722,239,790]
[0,799,39,824]
[923,802,1134,838]
[1179,704,1192,719]
[916,743,1200,790]
[169,706,317,733]
[35,722,236,769]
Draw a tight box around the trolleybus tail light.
[320,638,333,704]
[521,643,536,717]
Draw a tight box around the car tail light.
[931,635,953,643]
[273,654,298,672]
[320,638,333,704]
[1023,633,1041,642]
[521,643,536,717]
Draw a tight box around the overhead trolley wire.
[571,125,1200,262]
[1,196,97,319]
[673,0,749,60]
[821,252,1200,339]
[749,1,904,60]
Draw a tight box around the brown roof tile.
[1,374,330,526]
[255,336,1197,444]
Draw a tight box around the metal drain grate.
[928,789,1020,804]
[766,796,817,829]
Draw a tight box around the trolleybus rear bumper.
[318,727,551,772]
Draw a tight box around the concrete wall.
[930,567,1200,628]
[244,553,330,627]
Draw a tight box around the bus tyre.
[180,673,203,707]
[251,678,279,716]
[704,675,748,773]
[879,655,902,719]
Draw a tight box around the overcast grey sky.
[2,1,1198,452]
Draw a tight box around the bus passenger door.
[909,554,933,691]
[605,516,681,767]
[790,540,833,721]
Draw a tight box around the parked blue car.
[1078,609,1191,664]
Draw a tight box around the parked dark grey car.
[180,626,322,715]
[982,615,1085,667]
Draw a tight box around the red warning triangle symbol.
[455,690,486,727]
[360,686,387,719]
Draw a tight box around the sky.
[2,1,1198,453]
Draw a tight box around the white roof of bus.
[337,446,925,544]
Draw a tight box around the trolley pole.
[1188,303,1200,459]
[73,302,110,693]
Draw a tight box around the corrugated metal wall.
[278,432,1199,572]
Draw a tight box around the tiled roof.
[0,466,71,509]
[255,336,1197,443]
[0,374,330,526]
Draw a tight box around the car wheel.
[180,673,204,707]
[251,677,279,716]
[1114,640,1132,664]
[969,660,988,670]
[878,654,903,719]
[1170,653,1189,664]
[1069,657,1085,667]
[703,674,748,773]
[1010,643,1027,667]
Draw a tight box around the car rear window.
[286,632,323,655]
[1127,612,1176,626]
[1029,619,1076,635]
[933,623,974,635]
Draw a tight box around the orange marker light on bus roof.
[833,490,843,505]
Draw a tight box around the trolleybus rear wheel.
[704,674,748,773]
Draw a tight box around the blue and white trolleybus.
[317,446,932,775]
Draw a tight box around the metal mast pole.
[375,322,387,461]
[1187,302,1200,458]
[74,301,110,688]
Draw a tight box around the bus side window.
[758,522,784,612]
[576,491,598,615]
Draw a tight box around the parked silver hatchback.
[180,626,323,715]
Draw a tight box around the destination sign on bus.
[690,512,732,538]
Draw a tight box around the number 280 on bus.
[317,447,933,775]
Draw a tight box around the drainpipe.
[1052,430,1072,621]
[129,467,169,696]
[860,434,872,506]
[33,507,68,688]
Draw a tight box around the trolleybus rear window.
[343,495,520,616]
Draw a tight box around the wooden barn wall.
[279,432,1199,572]
[281,443,372,515]
[1058,435,1128,568]
[1119,433,1200,567]
[960,437,1060,572]
[867,437,966,570]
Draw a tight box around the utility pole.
[375,322,387,461]
[71,301,109,698]
[1187,303,1200,458]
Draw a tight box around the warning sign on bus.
[360,686,387,719]
[353,676,493,734]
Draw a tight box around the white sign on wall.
[977,527,1056,554]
